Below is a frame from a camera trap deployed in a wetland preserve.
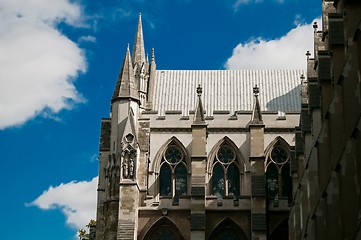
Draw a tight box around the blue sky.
[0,0,320,239]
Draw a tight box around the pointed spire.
[147,48,157,106]
[250,84,263,124]
[112,45,139,101]
[193,84,205,123]
[132,13,146,67]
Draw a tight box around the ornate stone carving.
[121,134,137,179]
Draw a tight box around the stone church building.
[289,0,361,239]
[94,14,305,240]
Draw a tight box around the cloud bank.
[233,0,284,10]
[225,19,320,69]
[0,0,87,130]
[29,177,98,229]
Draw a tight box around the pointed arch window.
[266,146,292,200]
[209,218,248,240]
[144,218,185,240]
[211,146,241,198]
[159,145,188,200]
[148,226,180,240]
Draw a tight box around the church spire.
[250,84,263,124]
[146,48,157,108]
[132,13,146,67]
[149,48,156,71]
[112,45,139,101]
[193,84,205,123]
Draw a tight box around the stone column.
[249,125,266,240]
[190,123,207,239]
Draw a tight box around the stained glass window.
[149,226,178,240]
[210,220,247,240]
[165,146,183,164]
[159,145,188,198]
[271,147,288,164]
[281,164,291,197]
[227,163,240,196]
[212,163,224,198]
[160,164,172,196]
[213,228,242,240]
[266,163,278,198]
[266,146,292,199]
[175,164,187,197]
[147,224,184,240]
[212,146,241,198]
[217,146,235,163]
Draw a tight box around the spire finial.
[250,84,262,123]
[151,48,155,61]
[193,84,205,123]
[197,84,202,97]
[306,51,311,59]
[253,84,259,97]
[127,43,130,51]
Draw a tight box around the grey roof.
[152,70,304,116]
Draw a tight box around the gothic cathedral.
[95,14,304,240]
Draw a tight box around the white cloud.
[0,0,87,130]
[225,19,321,70]
[233,0,252,9]
[78,35,97,43]
[29,177,98,229]
[233,0,286,10]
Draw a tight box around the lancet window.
[159,145,188,199]
[211,145,241,198]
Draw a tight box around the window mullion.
[224,168,228,196]
[172,169,176,197]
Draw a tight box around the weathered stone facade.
[95,14,304,240]
[289,0,361,239]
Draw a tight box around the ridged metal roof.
[152,70,304,116]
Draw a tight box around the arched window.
[159,145,188,200]
[209,218,248,240]
[266,145,292,200]
[148,226,180,240]
[144,218,185,240]
[211,145,241,198]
